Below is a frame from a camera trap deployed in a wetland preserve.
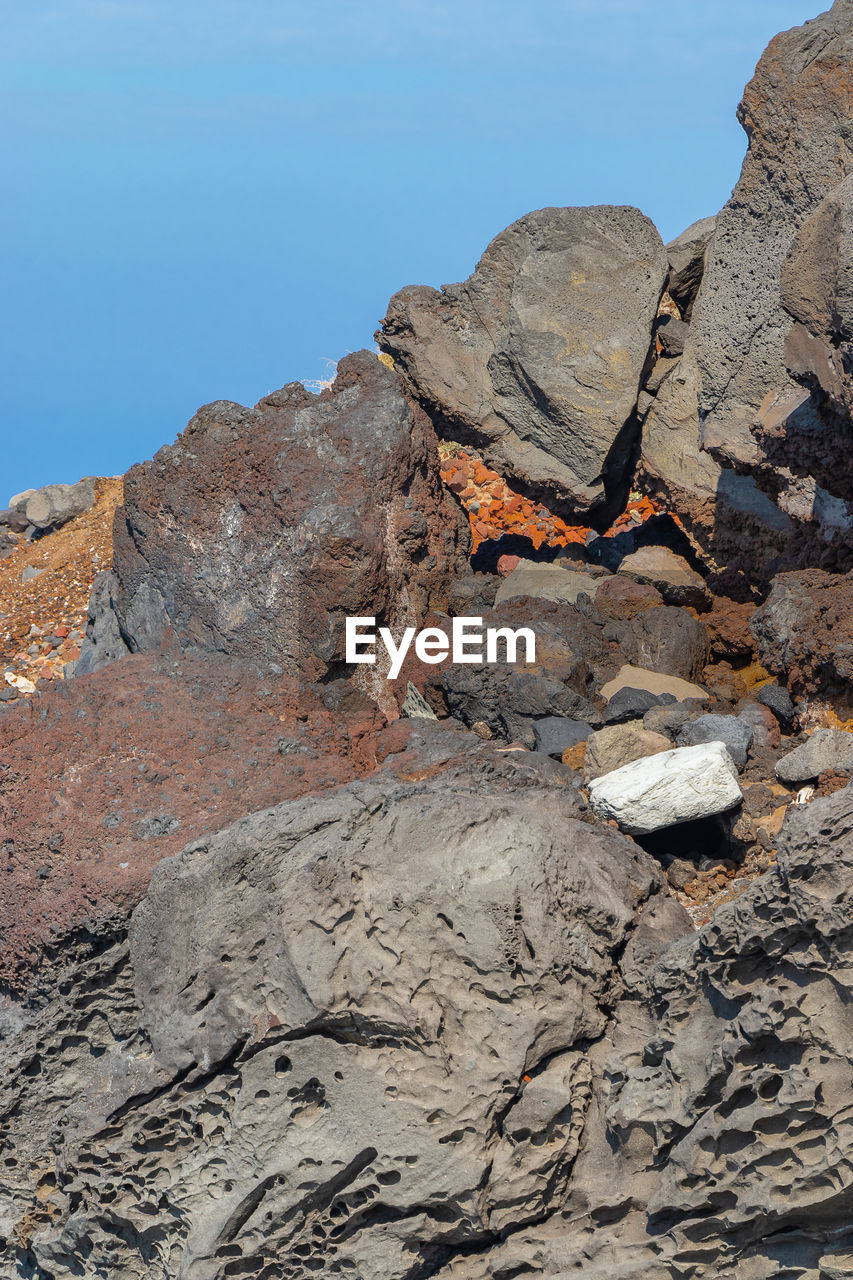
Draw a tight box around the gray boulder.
[0,744,681,1279]
[9,476,96,531]
[665,214,716,320]
[444,780,853,1278]
[696,5,853,473]
[532,716,592,758]
[776,727,853,784]
[74,570,132,675]
[677,712,753,769]
[378,205,667,514]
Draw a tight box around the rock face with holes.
[431,780,853,1279]
[377,205,667,515]
[641,4,853,580]
[77,352,468,682]
[0,723,686,1279]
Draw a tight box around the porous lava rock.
[378,205,667,515]
[750,567,853,697]
[0,724,684,1278]
[81,352,468,682]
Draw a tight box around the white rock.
[588,741,742,835]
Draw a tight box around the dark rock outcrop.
[378,206,667,516]
[79,352,468,682]
[750,567,853,698]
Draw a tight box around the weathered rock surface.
[589,741,743,834]
[378,205,667,514]
[750,567,853,696]
[434,781,853,1278]
[532,716,592,758]
[623,604,708,681]
[440,599,611,745]
[782,172,853,417]
[79,353,468,682]
[0,727,682,1279]
[641,6,853,580]
[697,5,853,470]
[677,712,753,769]
[593,574,663,620]
[9,476,96,530]
[583,720,672,782]
[776,727,853,783]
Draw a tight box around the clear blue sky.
[2,1,820,502]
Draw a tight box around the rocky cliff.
[4,6,853,1279]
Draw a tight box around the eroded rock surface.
[378,205,667,515]
[81,352,468,681]
[0,724,681,1279]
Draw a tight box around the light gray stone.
[776,727,853,783]
[588,740,742,834]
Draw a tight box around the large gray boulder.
[434,780,853,1279]
[8,476,96,530]
[697,3,853,472]
[378,205,667,515]
[0,735,682,1279]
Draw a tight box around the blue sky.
[2,0,820,501]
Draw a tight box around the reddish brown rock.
[0,654,385,996]
[705,596,757,662]
[95,352,468,682]
[594,575,664,621]
[751,568,853,699]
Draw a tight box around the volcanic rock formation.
[5,7,853,1280]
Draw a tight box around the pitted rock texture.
[85,352,468,681]
[378,205,667,515]
[0,727,682,1279]
[430,780,853,1279]
[641,5,853,580]
[697,3,853,470]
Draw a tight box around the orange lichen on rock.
[439,446,676,553]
